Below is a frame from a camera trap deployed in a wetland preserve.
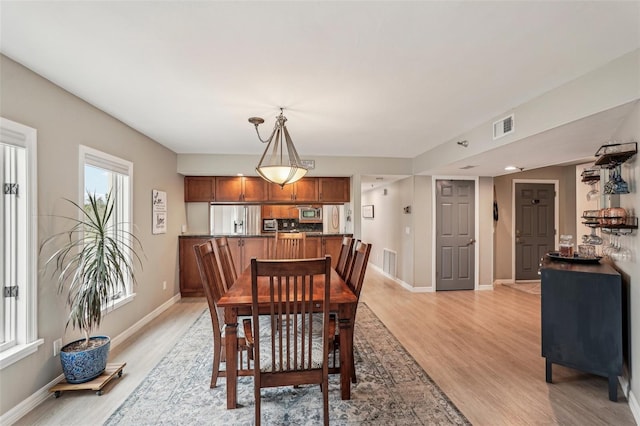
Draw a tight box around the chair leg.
[350,334,357,383]
[254,388,261,426]
[322,378,329,426]
[211,334,222,388]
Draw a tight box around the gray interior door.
[515,183,555,280]
[436,180,475,291]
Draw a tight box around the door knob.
[465,238,476,246]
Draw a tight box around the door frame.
[432,176,479,290]
[511,179,559,282]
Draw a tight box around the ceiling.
[1,1,639,183]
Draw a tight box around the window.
[0,118,42,369]
[80,146,135,308]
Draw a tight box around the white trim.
[0,117,40,367]
[477,284,494,291]
[0,293,182,425]
[431,176,479,291]
[629,388,640,425]
[0,338,44,370]
[370,264,433,293]
[494,279,515,286]
[511,179,559,281]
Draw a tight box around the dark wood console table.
[540,258,623,402]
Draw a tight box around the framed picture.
[362,204,374,219]
[152,189,167,234]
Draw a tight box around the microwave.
[263,219,278,232]
[299,207,322,223]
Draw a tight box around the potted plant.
[41,191,143,383]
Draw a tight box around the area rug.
[105,304,469,425]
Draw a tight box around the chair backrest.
[345,242,372,300]
[335,236,354,279]
[193,240,226,331]
[251,256,331,375]
[273,232,306,259]
[215,236,238,290]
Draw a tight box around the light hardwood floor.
[15,267,636,425]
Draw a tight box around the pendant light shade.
[250,109,308,188]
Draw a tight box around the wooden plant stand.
[50,362,126,398]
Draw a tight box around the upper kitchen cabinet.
[216,176,268,202]
[267,177,318,202]
[319,177,350,203]
[184,176,215,202]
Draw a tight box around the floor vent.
[383,248,397,278]
[493,114,514,139]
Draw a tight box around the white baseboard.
[477,284,494,291]
[1,293,182,426]
[493,279,514,286]
[628,387,640,425]
[370,264,434,292]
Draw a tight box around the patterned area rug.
[106,304,469,425]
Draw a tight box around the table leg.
[225,309,238,409]
[338,304,354,400]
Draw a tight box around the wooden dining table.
[217,265,358,409]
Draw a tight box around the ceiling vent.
[493,114,514,140]
[459,165,476,170]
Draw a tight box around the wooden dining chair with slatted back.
[273,231,306,259]
[343,242,372,383]
[194,240,253,388]
[335,236,354,279]
[215,236,238,291]
[251,256,332,426]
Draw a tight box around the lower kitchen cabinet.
[227,236,269,276]
[322,236,344,268]
[179,236,210,297]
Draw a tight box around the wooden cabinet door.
[318,177,350,202]
[227,237,243,276]
[261,205,274,219]
[294,178,318,202]
[184,177,215,202]
[179,237,209,296]
[241,238,268,272]
[305,236,322,259]
[242,177,268,202]
[323,236,343,268]
[215,177,244,202]
[268,182,295,202]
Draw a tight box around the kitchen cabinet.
[322,235,344,268]
[227,236,269,276]
[262,205,298,219]
[184,177,215,202]
[319,177,350,202]
[305,236,322,258]
[267,178,318,202]
[179,236,210,297]
[216,176,268,202]
[540,258,623,402]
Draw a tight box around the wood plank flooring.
[15,267,636,425]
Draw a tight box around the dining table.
[217,264,358,409]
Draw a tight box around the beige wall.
[493,165,578,280]
[0,55,185,415]
[610,101,640,413]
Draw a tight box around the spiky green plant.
[41,191,143,347]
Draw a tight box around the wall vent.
[493,114,514,140]
[383,248,397,278]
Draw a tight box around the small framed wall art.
[152,189,167,234]
[362,204,374,219]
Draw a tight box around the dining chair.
[335,236,354,279]
[215,236,238,291]
[273,231,306,259]
[342,241,371,383]
[194,240,253,388]
[250,256,332,426]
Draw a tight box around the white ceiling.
[1,1,639,181]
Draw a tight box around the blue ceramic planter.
[60,336,110,384]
